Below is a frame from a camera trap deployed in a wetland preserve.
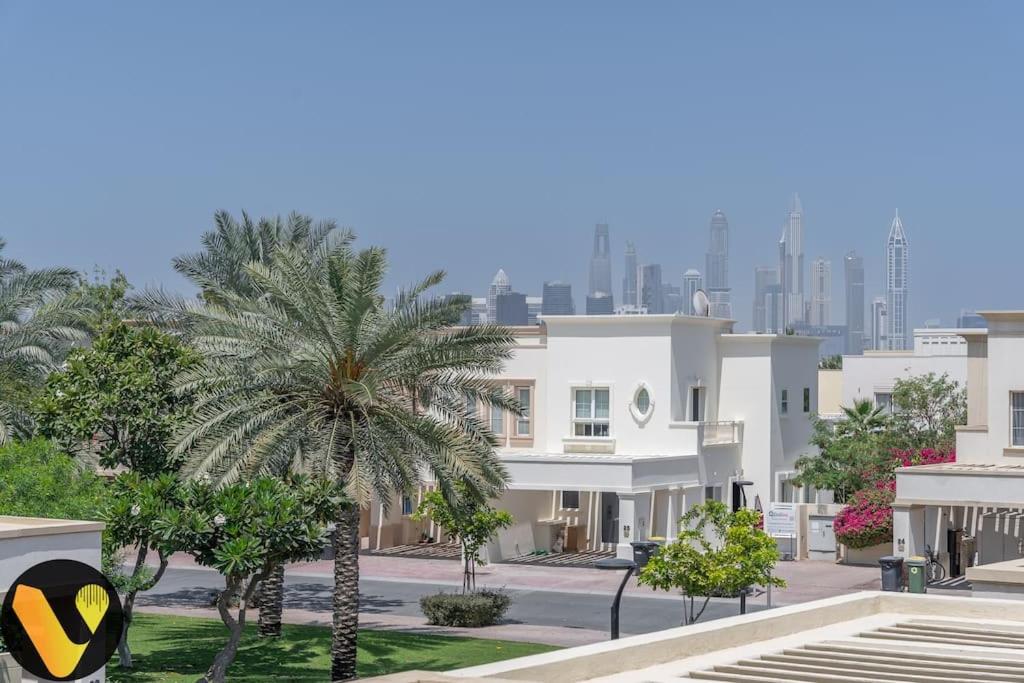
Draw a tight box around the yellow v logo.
[11,583,110,679]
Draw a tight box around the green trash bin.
[906,556,927,593]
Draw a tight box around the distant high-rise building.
[487,269,510,323]
[791,322,849,359]
[844,251,865,354]
[705,209,731,318]
[663,284,683,314]
[886,211,910,350]
[809,258,831,326]
[526,296,542,325]
[764,283,785,333]
[753,267,779,332]
[495,291,528,325]
[444,293,475,326]
[589,224,612,306]
[779,193,805,326]
[957,310,987,329]
[585,293,614,315]
[622,241,638,308]
[871,296,888,351]
[639,264,664,314]
[542,281,575,316]
[471,297,487,325]
[682,269,703,316]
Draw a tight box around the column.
[893,504,926,559]
[616,493,637,560]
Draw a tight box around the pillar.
[893,504,926,559]
[616,493,636,559]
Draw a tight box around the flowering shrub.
[835,449,956,550]
[834,481,895,549]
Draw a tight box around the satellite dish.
[692,289,710,317]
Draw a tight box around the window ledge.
[562,437,615,454]
[1003,447,1024,456]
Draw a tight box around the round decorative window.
[630,383,654,424]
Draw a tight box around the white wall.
[841,352,968,409]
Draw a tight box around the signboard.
[765,502,797,537]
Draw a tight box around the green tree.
[639,501,785,625]
[0,437,106,519]
[891,372,966,450]
[169,236,517,680]
[0,239,83,441]
[153,475,340,683]
[413,483,513,592]
[835,398,890,438]
[34,320,198,667]
[818,354,843,370]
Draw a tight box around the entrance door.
[600,492,619,545]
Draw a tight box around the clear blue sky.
[1,2,1022,330]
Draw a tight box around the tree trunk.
[198,572,264,683]
[257,563,285,637]
[117,546,169,668]
[330,504,361,682]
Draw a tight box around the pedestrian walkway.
[502,549,614,568]
[365,543,461,561]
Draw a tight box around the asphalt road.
[137,567,763,636]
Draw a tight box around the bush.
[420,590,511,627]
[834,481,895,549]
[0,438,106,519]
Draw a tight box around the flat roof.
[897,462,1024,476]
[0,516,104,540]
[540,314,734,328]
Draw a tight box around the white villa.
[365,314,820,561]
[894,312,1024,583]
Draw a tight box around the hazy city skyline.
[2,3,1021,332]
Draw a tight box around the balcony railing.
[699,420,742,446]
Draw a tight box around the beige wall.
[817,369,842,417]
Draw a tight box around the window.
[1012,392,1024,446]
[490,405,504,435]
[561,490,580,509]
[515,386,531,436]
[780,479,795,503]
[690,386,705,422]
[401,495,414,516]
[874,392,893,414]
[803,387,811,413]
[573,388,610,437]
[635,387,651,416]
[704,485,722,503]
[780,389,789,415]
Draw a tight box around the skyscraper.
[588,223,612,305]
[886,211,910,351]
[753,266,779,332]
[778,193,805,326]
[487,268,510,324]
[844,251,865,354]
[638,264,664,314]
[871,296,888,351]
[495,291,528,325]
[682,269,703,316]
[765,283,785,333]
[809,258,831,326]
[526,296,542,325]
[585,294,614,315]
[622,241,638,308]
[542,281,575,315]
[663,284,683,314]
[705,210,731,318]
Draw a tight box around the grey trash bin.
[630,541,661,569]
[879,555,904,592]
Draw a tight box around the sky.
[1,2,1023,331]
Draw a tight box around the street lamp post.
[594,557,637,640]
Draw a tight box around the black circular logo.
[1,559,123,681]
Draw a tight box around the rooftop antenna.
[692,289,711,318]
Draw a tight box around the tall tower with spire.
[705,209,731,318]
[588,223,613,312]
[622,241,638,307]
[487,268,510,324]
[886,210,910,350]
[778,193,805,326]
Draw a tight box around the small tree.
[413,484,513,592]
[891,372,966,450]
[639,501,785,625]
[0,438,106,519]
[819,354,843,370]
[34,320,198,667]
[154,475,341,683]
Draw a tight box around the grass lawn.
[107,613,558,682]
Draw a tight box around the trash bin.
[630,541,661,569]
[906,556,927,594]
[879,555,904,592]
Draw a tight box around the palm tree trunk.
[257,563,285,637]
[330,504,360,682]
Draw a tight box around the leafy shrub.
[420,590,511,627]
[0,438,105,520]
[834,481,895,549]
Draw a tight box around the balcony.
[699,420,742,446]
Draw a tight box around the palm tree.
[0,239,83,441]
[170,236,515,680]
[135,210,338,636]
[837,398,889,438]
